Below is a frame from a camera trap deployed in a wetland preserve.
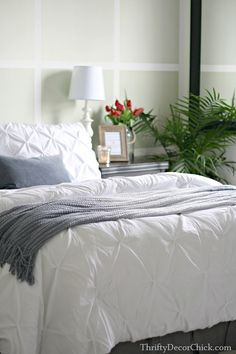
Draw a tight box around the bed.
[0,122,236,354]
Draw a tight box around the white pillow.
[0,122,101,183]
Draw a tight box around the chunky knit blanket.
[1,185,236,285]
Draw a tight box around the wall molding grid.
[1,0,233,124]
[0,0,180,124]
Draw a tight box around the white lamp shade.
[69,66,105,101]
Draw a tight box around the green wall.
[0,0,188,157]
[201,0,236,184]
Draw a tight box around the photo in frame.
[99,125,128,161]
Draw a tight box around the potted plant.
[134,90,236,183]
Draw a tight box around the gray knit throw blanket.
[1,185,236,285]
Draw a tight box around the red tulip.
[115,99,120,107]
[110,109,121,116]
[126,99,132,109]
[115,99,124,112]
[105,105,111,112]
[133,108,144,116]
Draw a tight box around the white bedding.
[0,122,101,183]
[0,172,236,354]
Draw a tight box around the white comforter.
[0,172,236,354]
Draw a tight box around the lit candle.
[97,145,111,166]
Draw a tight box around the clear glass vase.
[126,126,136,163]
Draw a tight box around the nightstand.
[99,160,169,178]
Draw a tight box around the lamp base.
[82,100,93,137]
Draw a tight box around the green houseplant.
[134,90,236,183]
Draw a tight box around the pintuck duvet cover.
[0,172,236,354]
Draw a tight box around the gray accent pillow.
[0,155,71,189]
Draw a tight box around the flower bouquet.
[105,98,153,128]
[104,97,156,162]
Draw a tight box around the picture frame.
[99,124,128,162]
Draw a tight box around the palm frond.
[136,89,236,183]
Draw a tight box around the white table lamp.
[69,66,105,137]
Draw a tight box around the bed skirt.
[110,321,236,354]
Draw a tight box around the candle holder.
[97,145,111,167]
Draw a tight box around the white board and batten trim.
[34,0,42,124]
[1,0,234,136]
[0,0,179,128]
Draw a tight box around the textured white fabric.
[1,172,236,354]
[0,122,100,182]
